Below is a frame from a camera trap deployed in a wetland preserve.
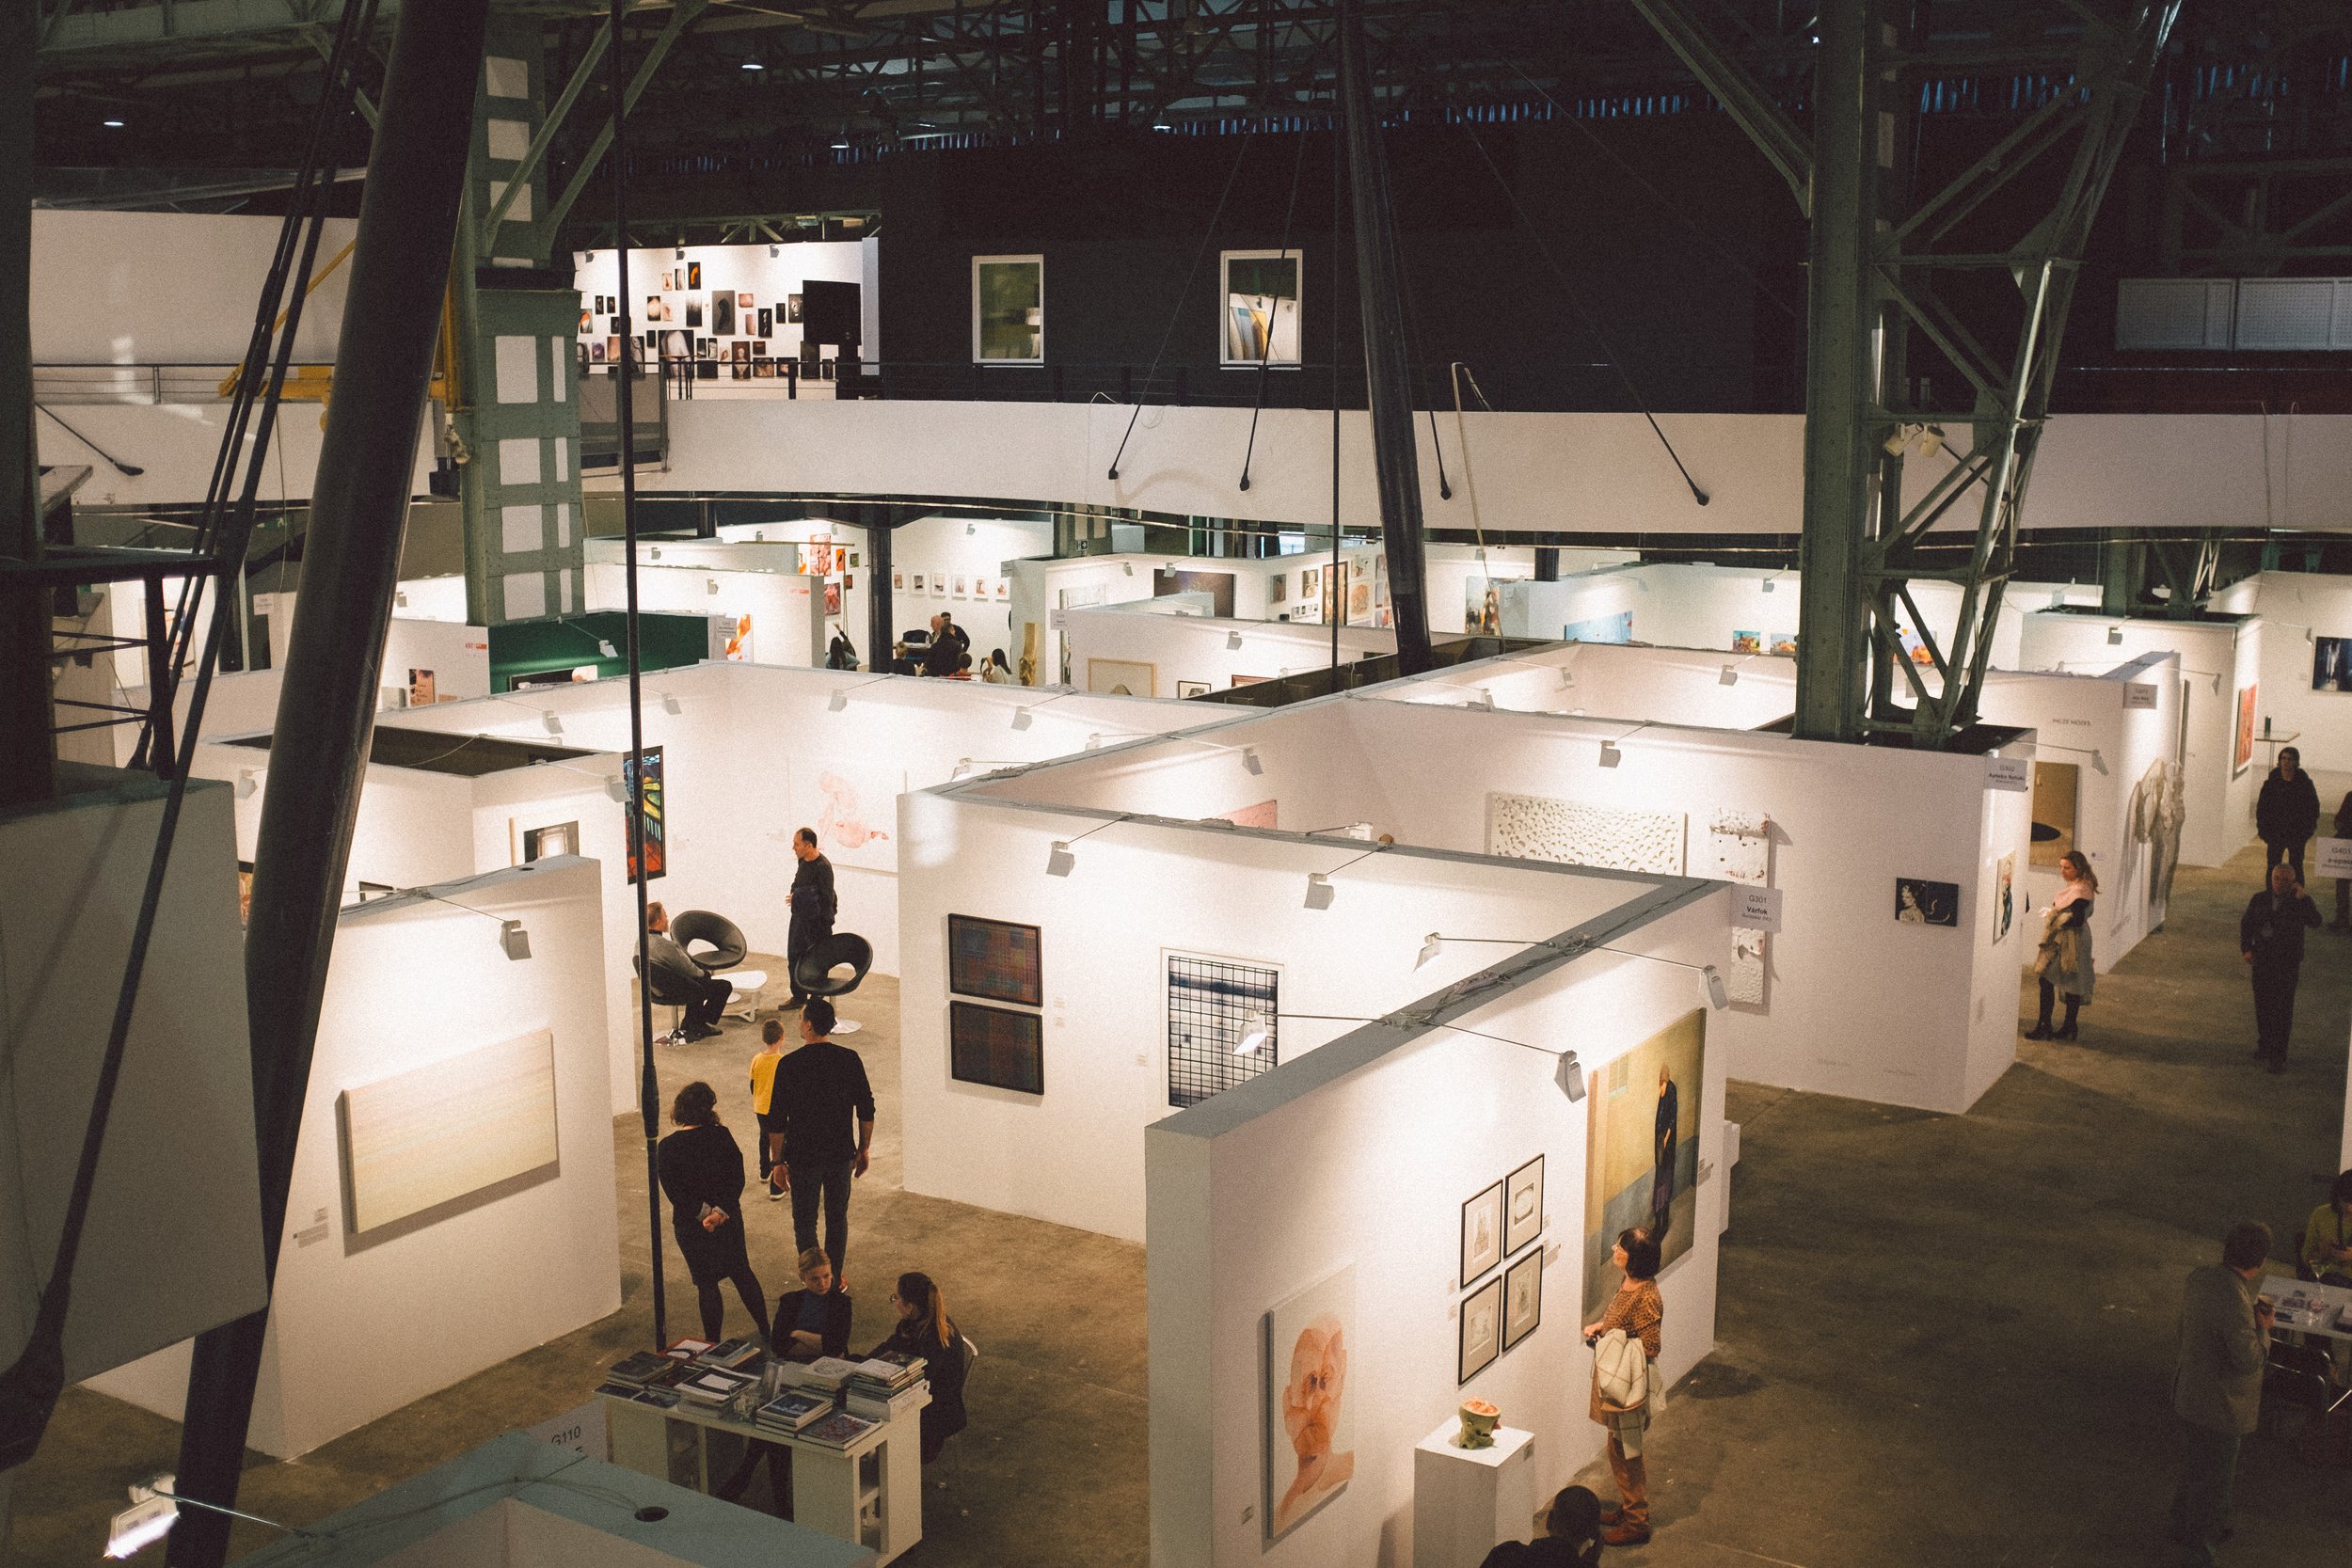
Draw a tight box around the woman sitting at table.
[866,1271,969,1462]
[2301,1170,2352,1288]
[772,1247,854,1362]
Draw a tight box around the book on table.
[698,1337,766,1370]
[605,1351,673,1386]
[664,1338,717,1362]
[845,1385,926,1423]
[785,1355,864,1392]
[755,1389,835,1433]
[678,1367,759,1405]
[797,1410,879,1449]
[630,1386,683,1408]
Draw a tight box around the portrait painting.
[1264,1265,1355,1542]
[1895,877,1960,927]
[1461,1180,1503,1287]
[1458,1274,1502,1385]
[1502,1248,1543,1350]
[787,292,804,322]
[1582,1009,1704,1321]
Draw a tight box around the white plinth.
[1413,1419,1538,1568]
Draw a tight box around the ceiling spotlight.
[1701,965,1728,1010]
[706,578,719,594]
[235,769,259,799]
[661,692,682,716]
[1242,747,1263,776]
[541,710,564,736]
[1416,931,1442,968]
[103,119,126,130]
[2106,626,2123,645]
[597,639,618,657]
[829,689,850,712]
[1234,1014,1273,1055]
[1227,629,1243,651]
[1304,872,1335,911]
[1011,707,1034,731]
[966,521,977,536]
[1121,562,1134,576]
[1720,664,1739,686]
[1046,840,1076,877]
[675,245,685,260]
[649,546,661,560]
[1597,739,1622,768]
[1761,578,1775,594]
[1554,1051,1587,1101]
[394,590,408,608]
[501,919,532,961]
[741,59,764,70]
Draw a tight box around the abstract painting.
[1582,1009,1704,1320]
[2313,636,2350,692]
[687,261,702,289]
[946,914,1042,1006]
[1461,1180,1503,1287]
[340,1028,558,1235]
[624,746,663,883]
[1895,877,1960,927]
[1166,951,1278,1108]
[1563,610,1634,644]
[1504,1154,1545,1256]
[2030,761,2078,868]
[948,1002,1043,1096]
[787,293,804,323]
[1458,1274,1502,1386]
[2233,684,2258,775]
[1264,1265,1355,1541]
[1487,792,1687,875]
[1502,1248,1543,1351]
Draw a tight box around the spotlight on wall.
[597,639,618,657]
[501,919,532,961]
[1553,1051,1587,1101]
[829,689,850,712]
[1719,664,1740,686]
[966,521,977,535]
[1465,688,1495,712]
[1085,733,1104,752]
[1304,872,1336,911]
[1701,964,1729,1010]
[2090,749,2108,775]
[1121,562,1134,576]
[236,769,259,800]
[741,59,764,70]
[1234,1014,1273,1055]
[706,578,720,594]
[1242,747,1263,776]
[395,590,409,608]
[1011,707,1034,731]
[541,710,564,736]
[1227,629,1243,651]
[1760,578,1775,594]
[675,245,685,260]
[1416,931,1443,968]
[1557,668,1577,688]
[2106,626,2123,645]
[1046,841,1076,878]
[605,777,629,803]
[661,692,682,716]
[1597,739,1623,768]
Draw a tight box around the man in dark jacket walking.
[2166,1221,2274,1565]
[2255,746,2320,882]
[2240,862,2322,1072]
[787,827,837,1009]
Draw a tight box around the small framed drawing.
[1502,1249,1543,1350]
[1504,1155,1544,1255]
[1461,1180,1503,1287]
[1177,680,1209,699]
[1458,1275,1502,1385]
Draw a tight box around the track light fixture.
[501,920,533,961]
[236,769,259,800]
[1304,872,1335,910]
[1227,628,1244,651]
[661,692,682,716]
[1243,747,1263,776]
[1597,740,1622,768]
[1554,1052,1587,1101]
[541,710,564,736]
[1046,842,1076,877]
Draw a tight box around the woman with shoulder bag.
[1581,1229,1662,1546]
[2026,852,2097,1041]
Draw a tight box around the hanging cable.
[1106,131,1256,482]
[1456,120,1710,509]
[1236,128,1311,494]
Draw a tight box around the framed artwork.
[948,1001,1043,1095]
[696,337,714,359]
[1582,1010,1704,1320]
[2314,636,2350,692]
[731,341,750,363]
[1269,574,1287,604]
[605,334,620,364]
[1770,630,1799,656]
[1220,249,1303,367]
[1263,1266,1354,1542]
[1488,792,1686,876]
[406,668,437,707]
[1504,1154,1545,1256]
[892,571,906,591]
[1564,610,1633,644]
[1349,582,1371,619]
[624,745,664,883]
[824,580,842,616]
[1894,878,1959,926]
[1087,657,1154,698]
[712,293,736,336]
[685,298,704,328]
[973,255,1044,362]
[2030,761,2079,868]
[738,291,754,309]
[787,293,804,323]
[644,294,666,322]
[947,915,1042,1006]
[755,340,770,356]
[995,577,1010,602]
[237,861,254,927]
[522,820,578,863]
[589,339,606,363]
[2233,684,2257,775]
[1994,852,2015,943]
[952,575,969,598]
[1502,1249,1543,1351]
[1460,1180,1503,1287]
[1220,799,1278,829]
[579,309,593,334]
[754,357,776,378]
[1177,680,1209,699]
[756,307,773,337]
[1731,629,1760,653]
[687,261,702,289]
[340,1029,558,1235]
[1458,1275,1502,1385]
[1166,950,1278,1108]
[910,573,926,593]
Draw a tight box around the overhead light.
[597,639,618,657]
[706,578,719,594]
[1242,747,1263,776]
[966,521,977,535]
[741,59,764,70]
[1046,840,1076,877]
[829,689,850,712]
[1720,664,1739,686]
[501,919,532,960]
[769,245,779,258]
[104,1493,176,1559]
[541,710,564,735]
[1701,965,1728,1010]
[1597,739,1622,768]
[1227,629,1244,651]
[236,769,259,799]
[1760,578,1775,594]
[1304,872,1335,911]
[2106,626,2123,645]
[661,692,682,716]
[103,119,126,130]
[1011,707,1034,731]
[675,245,685,260]
[394,590,408,608]
[1234,1014,1273,1055]
[1416,931,1442,968]
[1558,669,1577,689]
[1554,1052,1587,1101]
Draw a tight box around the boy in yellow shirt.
[750,1020,787,1200]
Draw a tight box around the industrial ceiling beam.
[479,6,626,249]
[1625,0,1810,214]
[540,0,708,237]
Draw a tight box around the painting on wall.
[521,821,578,863]
[757,307,773,338]
[1461,1180,1503,1286]
[1166,951,1278,1108]
[1467,578,1502,635]
[2313,636,2351,691]
[1348,582,1371,619]
[1458,1274,1502,1385]
[721,612,753,662]
[787,293,804,323]
[1731,629,1761,653]
[1502,1248,1543,1351]
[2131,756,2187,920]
[2233,684,2258,776]
[1487,792,1687,876]
[1769,631,1798,656]
[686,261,702,289]
[948,1002,1044,1096]
[711,293,736,336]
[407,668,437,707]
[1582,1009,1705,1320]
[2030,761,2078,868]
[1177,679,1210,700]
[946,914,1042,1007]
[1269,574,1287,605]
[1563,610,1634,645]
[1994,852,2015,944]
[340,1029,559,1236]
[1504,1154,1546,1255]
[684,298,704,329]
[1263,1265,1355,1542]
[1707,809,1772,1005]
[789,757,902,871]
[1087,657,1155,699]
[624,746,664,884]
[1894,877,1960,927]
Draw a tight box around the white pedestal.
[1413,1419,1538,1568]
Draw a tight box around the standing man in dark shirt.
[1648,1065,1679,1237]
[2240,862,2322,1073]
[2254,746,2320,883]
[772,998,874,1283]
[787,827,836,1010]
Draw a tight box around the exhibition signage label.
[1732,886,1783,932]
[2124,683,2158,710]
[2315,837,2352,879]
[1984,756,2030,793]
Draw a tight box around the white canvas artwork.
[788,757,906,873]
[1707,809,1772,1006]
[340,1029,558,1234]
[1486,792,1686,875]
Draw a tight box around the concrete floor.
[9,844,2349,1566]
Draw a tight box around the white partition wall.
[583,550,824,668]
[2017,610,2264,866]
[1146,889,1729,1568]
[87,862,620,1458]
[1382,641,1800,733]
[1061,605,1396,695]
[2234,571,2352,777]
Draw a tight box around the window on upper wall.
[973,255,1044,363]
[1220,249,1303,367]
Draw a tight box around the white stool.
[723,968,767,1021]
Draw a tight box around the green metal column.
[453,21,588,629]
[0,0,51,807]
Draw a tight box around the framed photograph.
[1994,851,2015,944]
[1220,248,1303,367]
[947,915,1042,1006]
[1166,950,1278,1109]
[973,254,1044,363]
[757,307,773,338]
[1263,1266,1354,1543]
[685,297,704,329]
[2314,635,2350,692]
[687,261,702,289]
[1458,1275,1502,1385]
[1504,1154,1545,1256]
[1502,1248,1543,1351]
[787,293,804,323]
[755,340,769,356]
[1461,1180,1503,1287]
[948,1001,1043,1095]
[1582,1010,1703,1320]
[731,341,750,363]
[645,294,667,322]
[522,820,578,862]
[1177,680,1209,699]
[712,293,736,336]
[1894,877,1960,927]
[1086,657,1154,698]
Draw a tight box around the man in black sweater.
[772,998,874,1282]
[2255,746,2321,883]
[786,827,837,1009]
[2240,862,2322,1073]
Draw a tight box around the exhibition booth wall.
[568,237,881,380]
[2016,610,2265,868]
[1147,888,1729,1568]
[898,782,1712,1243]
[1062,604,1395,696]
[581,546,827,669]
[397,574,473,622]
[2223,570,2352,778]
[1378,641,1800,733]
[88,862,621,1458]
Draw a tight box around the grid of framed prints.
[1457,1153,1545,1383]
[946,914,1044,1094]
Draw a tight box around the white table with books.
[2265,1275,2352,1342]
[596,1338,931,1564]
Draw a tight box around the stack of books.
[601,1350,673,1391]
[797,1408,880,1449]
[696,1337,767,1372]
[676,1365,760,1409]
[844,1352,928,1421]
[777,1355,862,1394]
[665,1338,717,1362]
[754,1387,835,1436]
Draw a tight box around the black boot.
[2055,1000,2080,1041]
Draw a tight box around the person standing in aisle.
[2330,787,2352,931]
[656,1082,772,1344]
[1582,1230,1663,1547]
[2255,746,2320,882]
[2240,862,2322,1073]
[786,827,836,1010]
[749,1019,787,1201]
[771,998,873,1284]
[2026,852,2098,1041]
[2166,1221,2273,1565]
